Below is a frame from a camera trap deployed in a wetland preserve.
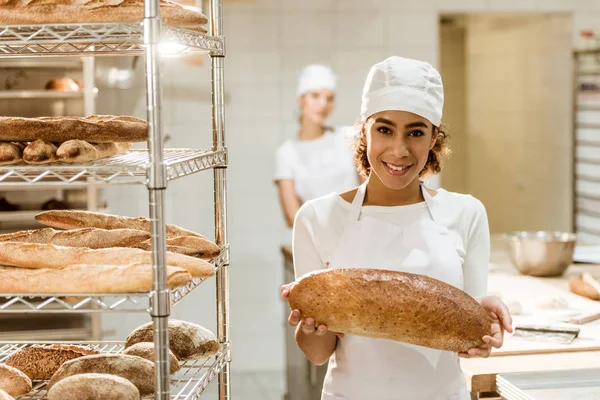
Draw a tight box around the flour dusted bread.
[122,342,180,373]
[137,235,220,259]
[22,139,58,164]
[0,242,215,278]
[125,319,220,360]
[288,268,491,353]
[0,228,56,243]
[47,373,140,400]
[0,142,23,165]
[5,344,99,379]
[0,227,150,248]
[48,354,155,396]
[0,0,208,32]
[35,209,204,238]
[56,140,131,163]
[0,263,192,293]
[0,116,147,143]
[0,363,32,397]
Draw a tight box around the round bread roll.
[122,342,180,373]
[44,77,79,92]
[47,373,140,400]
[0,389,15,400]
[0,363,32,397]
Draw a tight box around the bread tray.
[496,368,600,400]
[0,341,231,399]
[0,246,228,313]
[0,22,224,56]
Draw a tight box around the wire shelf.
[0,23,224,57]
[0,246,229,313]
[0,341,231,400]
[0,148,227,186]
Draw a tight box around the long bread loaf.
[47,373,140,400]
[137,236,220,259]
[35,210,204,238]
[56,140,131,163]
[0,0,208,32]
[0,116,147,143]
[0,227,150,248]
[0,264,192,293]
[47,354,155,396]
[0,242,214,278]
[287,268,491,352]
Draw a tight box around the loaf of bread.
[47,354,155,397]
[569,279,600,300]
[35,210,204,238]
[0,364,32,397]
[22,139,58,164]
[137,236,220,260]
[45,77,80,92]
[0,263,192,293]
[0,142,23,165]
[0,116,147,143]
[0,390,14,400]
[5,344,99,379]
[122,342,180,373]
[0,242,214,278]
[125,319,220,360]
[287,268,491,352]
[0,227,151,248]
[56,140,131,163]
[48,373,140,400]
[0,0,208,33]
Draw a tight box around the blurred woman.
[274,64,360,227]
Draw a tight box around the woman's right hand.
[281,283,343,338]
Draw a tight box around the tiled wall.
[96,0,600,372]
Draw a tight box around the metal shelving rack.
[0,0,231,398]
[573,48,600,243]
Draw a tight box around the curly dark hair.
[353,122,451,178]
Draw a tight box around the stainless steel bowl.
[504,231,577,277]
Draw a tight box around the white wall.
[97,0,600,372]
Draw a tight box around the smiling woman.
[280,56,513,400]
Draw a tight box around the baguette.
[0,142,23,165]
[125,319,220,360]
[35,210,204,238]
[56,140,131,163]
[122,342,180,373]
[0,364,32,397]
[47,354,155,397]
[0,227,151,248]
[287,268,491,352]
[48,373,140,400]
[22,139,58,164]
[5,344,99,379]
[569,279,600,300]
[0,242,214,278]
[138,236,220,259]
[0,116,147,143]
[0,390,13,400]
[0,0,208,33]
[0,264,192,293]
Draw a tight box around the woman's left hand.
[458,295,513,359]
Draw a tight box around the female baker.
[274,64,361,228]
[280,56,513,400]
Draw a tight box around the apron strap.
[346,181,367,223]
[420,182,441,225]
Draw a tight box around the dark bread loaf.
[5,345,99,379]
[287,268,491,352]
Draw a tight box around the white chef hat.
[296,64,336,97]
[360,56,444,127]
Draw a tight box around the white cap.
[296,64,336,97]
[360,56,444,126]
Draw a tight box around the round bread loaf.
[122,342,180,373]
[47,373,140,400]
[5,344,99,379]
[0,364,31,397]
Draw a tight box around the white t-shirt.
[274,129,359,203]
[292,189,490,299]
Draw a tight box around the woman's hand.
[459,295,513,359]
[280,283,344,338]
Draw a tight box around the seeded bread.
[5,345,99,379]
